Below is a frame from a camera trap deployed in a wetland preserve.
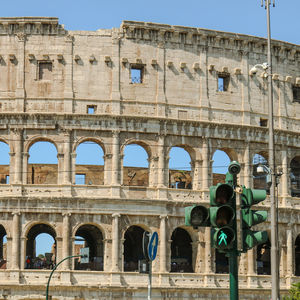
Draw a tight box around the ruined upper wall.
[0,17,66,35]
[0,17,298,132]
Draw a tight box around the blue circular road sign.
[147,232,158,261]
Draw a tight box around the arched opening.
[26,224,56,269]
[28,141,58,184]
[256,239,271,275]
[290,157,300,197]
[212,150,230,184]
[252,153,269,193]
[215,250,229,273]
[0,142,10,184]
[123,225,146,271]
[75,141,104,185]
[170,228,193,273]
[123,144,149,187]
[74,224,104,271]
[295,235,300,276]
[0,225,7,269]
[169,147,192,189]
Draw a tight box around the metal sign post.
[142,231,158,300]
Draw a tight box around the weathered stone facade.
[0,17,299,299]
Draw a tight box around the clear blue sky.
[0,0,292,256]
[1,0,299,45]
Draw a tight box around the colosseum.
[0,16,298,299]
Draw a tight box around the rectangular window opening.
[218,73,230,92]
[38,61,53,80]
[5,175,9,184]
[260,118,268,127]
[75,174,86,185]
[87,105,96,114]
[130,66,143,84]
[292,85,300,103]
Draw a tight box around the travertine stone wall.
[0,17,298,299]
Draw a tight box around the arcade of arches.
[2,217,300,278]
[0,138,298,198]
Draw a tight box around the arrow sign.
[147,232,158,261]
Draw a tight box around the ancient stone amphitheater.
[0,17,298,299]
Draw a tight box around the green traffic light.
[241,186,268,252]
[185,205,210,228]
[210,205,235,227]
[212,226,235,250]
[210,183,234,205]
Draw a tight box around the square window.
[292,86,300,103]
[75,174,86,185]
[130,65,143,84]
[218,73,230,92]
[260,118,268,127]
[87,105,96,114]
[38,61,52,80]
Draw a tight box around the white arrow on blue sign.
[147,231,158,261]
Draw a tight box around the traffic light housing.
[185,205,210,229]
[210,181,236,250]
[241,187,268,251]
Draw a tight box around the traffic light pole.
[229,251,239,300]
[228,172,239,300]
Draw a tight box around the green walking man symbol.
[218,230,228,246]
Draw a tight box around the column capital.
[62,212,71,217]
[112,213,121,218]
[112,130,120,137]
[159,214,168,220]
[12,211,21,216]
[22,152,29,157]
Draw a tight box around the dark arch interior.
[0,225,6,269]
[257,239,271,275]
[291,157,300,197]
[171,227,193,273]
[295,235,300,276]
[124,225,145,271]
[26,224,56,269]
[215,250,229,274]
[74,224,104,271]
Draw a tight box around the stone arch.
[72,137,106,155]
[252,152,269,192]
[25,223,57,269]
[290,156,300,197]
[72,222,107,241]
[168,144,195,189]
[0,224,7,268]
[122,140,151,187]
[74,224,104,271]
[75,138,105,185]
[0,140,10,184]
[295,234,300,276]
[123,225,149,272]
[25,136,59,154]
[256,237,271,275]
[26,138,59,184]
[170,227,193,273]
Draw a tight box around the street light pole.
[264,0,280,299]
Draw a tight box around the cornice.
[121,20,300,60]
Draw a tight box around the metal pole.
[266,0,280,299]
[46,255,81,300]
[229,172,239,300]
[148,261,152,300]
[229,251,239,300]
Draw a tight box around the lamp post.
[265,1,280,299]
[252,1,279,299]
